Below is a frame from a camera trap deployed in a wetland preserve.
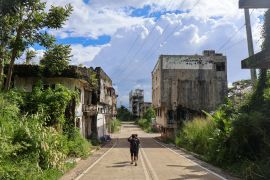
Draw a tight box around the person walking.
[128,134,140,166]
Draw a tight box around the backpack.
[131,138,139,150]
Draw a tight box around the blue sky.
[56,35,111,47]
[31,0,265,107]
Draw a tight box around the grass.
[175,118,215,155]
[110,119,121,133]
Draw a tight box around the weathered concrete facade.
[95,67,117,138]
[11,65,117,140]
[129,89,144,118]
[152,50,227,138]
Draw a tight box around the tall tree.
[0,0,19,88]
[40,44,72,75]
[2,0,72,90]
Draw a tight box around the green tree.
[143,107,155,121]
[40,44,72,75]
[1,0,73,90]
[117,106,132,121]
[0,0,17,88]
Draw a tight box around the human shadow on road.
[106,161,132,168]
[113,161,130,164]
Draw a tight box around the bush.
[138,118,153,133]
[110,119,121,133]
[67,128,91,158]
[0,88,91,179]
[137,107,155,133]
[175,118,216,156]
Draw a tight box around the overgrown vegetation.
[0,85,92,179]
[110,119,121,133]
[176,94,270,179]
[138,107,155,133]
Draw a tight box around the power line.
[218,9,255,52]
[115,0,201,84]
[109,0,177,78]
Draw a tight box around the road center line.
[140,143,159,180]
[75,139,118,180]
[139,150,151,180]
[153,139,228,180]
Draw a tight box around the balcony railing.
[82,104,97,116]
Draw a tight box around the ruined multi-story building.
[95,67,117,138]
[129,89,144,118]
[152,50,227,138]
[11,65,117,140]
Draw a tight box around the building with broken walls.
[10,65,117,140]
[152,50,227,138]
[95,67,117,138]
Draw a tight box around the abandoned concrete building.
[152,50,228,138]
[129,89,144,118]
[95,67,117,138]
[11,65,117,140]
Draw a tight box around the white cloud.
[16,48,45,65]
[45,0,146,38]
[41,0,266,107]
[70,44,108,65]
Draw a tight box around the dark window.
[168,110,174,124]
[216,62,225,71]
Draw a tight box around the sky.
[28,0,266,107]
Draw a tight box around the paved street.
[75,122,228,180]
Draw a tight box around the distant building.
[11,65,117,140]
[152,50,228,138]
[129,89,144,118]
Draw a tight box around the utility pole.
[244,9,257,86]
[239,0,270,85]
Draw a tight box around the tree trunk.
[4,49,17,91]
[0,45,4,90]
[4,27,22,91]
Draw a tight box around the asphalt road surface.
[75,122,228,180]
